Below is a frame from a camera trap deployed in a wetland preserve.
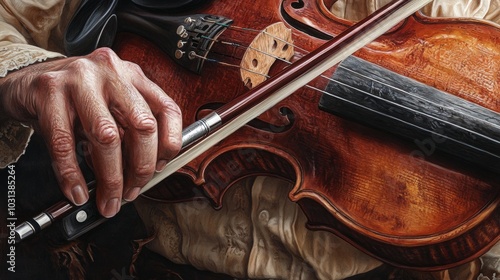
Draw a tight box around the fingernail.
[156,160,168,172]
[71,185,89,206]
[102,198,120,218]
[124,187,141,201]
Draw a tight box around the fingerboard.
[319,55,500,174]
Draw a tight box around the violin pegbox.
[240,22,294,89]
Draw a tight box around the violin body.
[111,0,500,271]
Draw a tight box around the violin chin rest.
[64,0,209,57]
[64,0,119,56]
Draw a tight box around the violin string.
[209,49,244,61]
[314,64,500,144]
[206,30,457,104]
[216,25,500,134]
[319,66,500,146]
[220,24,311,54]
[336,65,500,131]
[321,74,500,145]
[209,26,498,144]
[313,85,500,159]
[201,35,295,66]
[190,52,271,78]
[196,40,500,157]
[197,31,500,155]
[203,30,390,100]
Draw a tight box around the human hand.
[0,48,182,217]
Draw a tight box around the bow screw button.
[76,210,88,223]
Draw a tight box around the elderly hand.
[0,48,182,218]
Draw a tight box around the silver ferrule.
[33,213,53,230]
[181,112,222,148]
[14,212,53,242]
[15,221,35,241]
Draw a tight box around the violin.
[10,0,500,272]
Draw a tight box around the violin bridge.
[240,22,294,89]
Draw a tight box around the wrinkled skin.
[0,48,183,218]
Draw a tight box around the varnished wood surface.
[114,0,500,270]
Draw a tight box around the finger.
[37,81,89,206]
[153,95,182,171]
[128,63,182,171]
[83,106,123,218]
[90,57,158,202]
[118,100,158,202]
[72,78,124,218]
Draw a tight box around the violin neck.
[320,55,500,174]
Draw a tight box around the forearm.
[0,0,77,167]
[0,45,65,167]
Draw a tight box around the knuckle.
[49,131,81,184]
[134,163,155,179]
[90,47,118,65]
[92,118,120,146]
[125,61,143,75]
[159,96,182,117]
[33,73,64,114]
[57,166,80,183]
[162,140,182,160]
[35,72,62,92]
[130,111,157,133]
[67,58,94,75]
[169,135,183,151]
[50,129,74,158]
[106,177,122,187]
[101,177,123,193]
[158,97,182,159]
[160,132,182,160]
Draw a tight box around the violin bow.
[15,0,432,242]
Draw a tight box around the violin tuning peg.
[177,40,186,48]
[175,50,185,59]
[184,17,196,24]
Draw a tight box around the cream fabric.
[137,175,500,280]
[421,0,500,22]
[331,0,500,23]
[135,176,382,280]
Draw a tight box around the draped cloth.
[331,0,500,23]
[136,175,500,280]
[135,177,382,280]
